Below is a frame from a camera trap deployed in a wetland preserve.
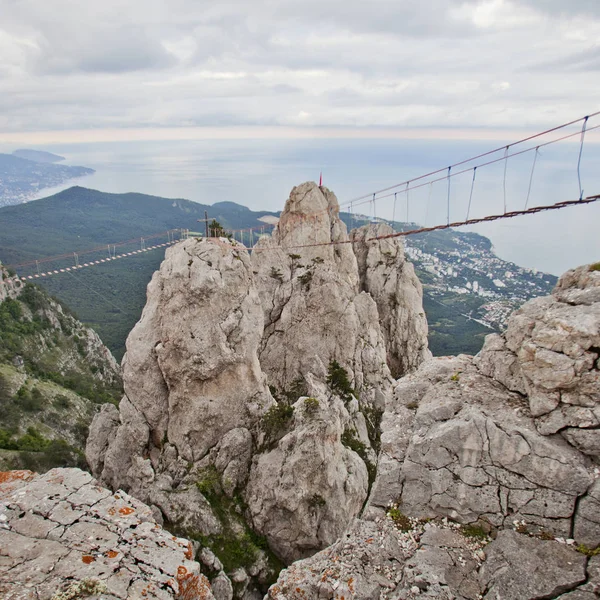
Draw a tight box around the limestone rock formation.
[265,262,600,599]
[251,182,395,404]
[87,238,274,522]
[350,222,431,378]
[245,381,369,563]
[370,263,600,545]
[88,182,430,577]
[0,468,214,600]
[0,263,24,302]
[79,181,441,600]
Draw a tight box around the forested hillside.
[0,272,122,471]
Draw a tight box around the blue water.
[2,137,598,276]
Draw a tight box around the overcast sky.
[0,0,599,143]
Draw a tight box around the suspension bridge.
[3,111,599,282]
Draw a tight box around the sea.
[3,136,599,277]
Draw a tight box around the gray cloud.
[519,0,600,17]
[531,46,600,72]
[0,0,598,135]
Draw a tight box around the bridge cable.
[525,147,540,210]
[578,116,589,200]
[466,167,477,221]
[343,111,600,206]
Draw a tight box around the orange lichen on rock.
[106,550,119,559]
[184,541,194,560]
[176,566,212,600]
[82,555,96,564]
[118,506,135,515]
[0,470,35,484]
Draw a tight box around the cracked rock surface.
[370,264,600,545]
[0,468,213,600]
[268,513,600,600]
[266,263,600,599]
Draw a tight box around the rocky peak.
[252,183,409,402]
[86,182,432,590]
[90,237,274,491]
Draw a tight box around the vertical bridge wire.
[466,167,477,220]
[525,147,540,210]
[578,116,589,200]
[446,167,451,225]
[406,182,410,223]
[503,146,509,213]
[392,194,397,225]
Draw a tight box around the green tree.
[208,219,231,239]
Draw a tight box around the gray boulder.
[480,530,587,600]
[245,392,369,563]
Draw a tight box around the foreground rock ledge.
[0,468,214,600]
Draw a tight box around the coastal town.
[404,229,557,331]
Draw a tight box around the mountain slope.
[0,262,122,471]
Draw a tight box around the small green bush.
[461,524,488,540]
[576,543,600,556]
[261,402,294,437]
[53,394,71,409]
[15,386,44,412]
[362,405,383,453]
[270,378,308,404]
[341,427,376,487]
[590,262,600,272]
[388,507,412,532]
[196,465,221,500]
[303,397,319,415]
[269,267,283,283]
[327,360,355,403]
[298,271,313,287]
[308,494,326,509]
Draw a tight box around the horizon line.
[2,125,600,146]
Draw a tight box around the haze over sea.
[5,136,599,277]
